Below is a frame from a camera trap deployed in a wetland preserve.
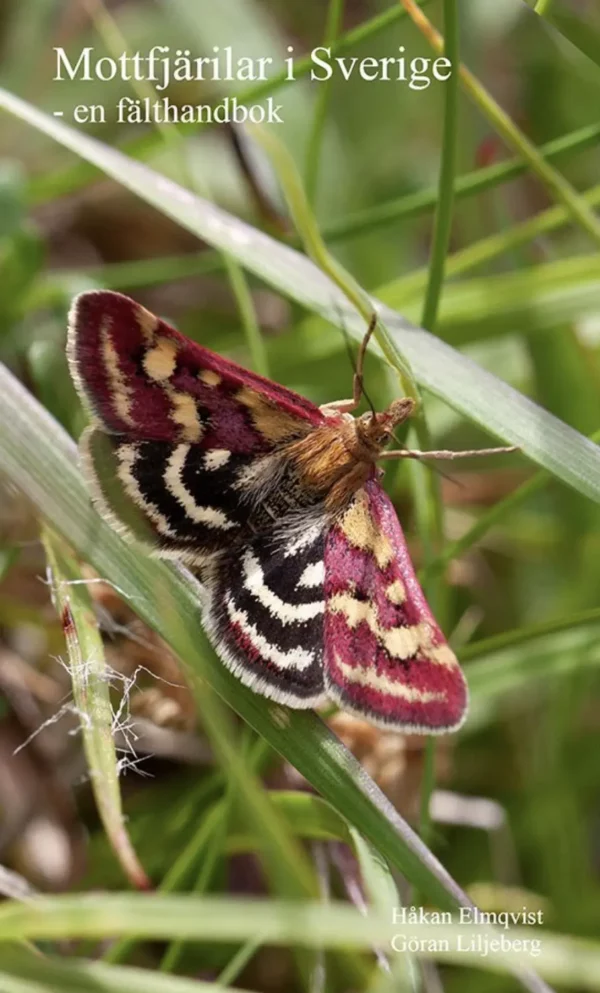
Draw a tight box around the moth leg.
[379,444,519,461]
[320,312,378,415]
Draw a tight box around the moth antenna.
[388,429,463,489]
[362,384,377,418]
[361,385,377,418]
[332,301,377,416]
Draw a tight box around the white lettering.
[311,47,333,81]
[433,57,452,81]
[54,47,92,81]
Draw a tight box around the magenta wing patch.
[68,290,324,452]
[323,478,467,733]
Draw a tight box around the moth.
[67,291,514,734]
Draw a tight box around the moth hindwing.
[68,289,468,734]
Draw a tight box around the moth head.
[356,397,416,451]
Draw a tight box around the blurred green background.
[1,0,600,991]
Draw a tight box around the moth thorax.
[246,458,324,533]
[286,424,361,489]
[285,423,375,514]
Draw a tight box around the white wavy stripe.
[118,444,179,539]
[242,550,323,624]
[225,596,316,670]
[164,445,236,529]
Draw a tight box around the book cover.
[0,1,599,990]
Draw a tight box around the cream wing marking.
[327,592,455,666]
[100,320,135,427]
[333,655,447,701]
[204,449,231,470]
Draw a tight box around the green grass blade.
[0,945,231,993]
[399,0,600,247]
[0,894,599,989]
[322,122,600,243]
[419,0,459,333]
[1,90,599,502]
[41,527,150,891]
[384,185,600,299]
[462,607,600,664]
[415,0,460,840]
[385,254,600,344]
[304,0,346,204]
[464,620,600,733]
[535,2,600,71]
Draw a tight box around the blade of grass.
[216,936,263,987]
[381,196,600,306]
[304,0,345,205]
[252,124,419,401]
[159,789,235,973]
[420,472,548,584]
[2,894,600,988]
[465,625,600,734]
[0,944,234,993]
[392,253,600,344]
[223,253,269,376]
[415,0,459,843]
[30,121,600,317]
[462,606,600,663]
[534,1,600,71]
[398,0,600,248]
[29,252,222,306]
[322,122,600,243]
[420,0,459,334]
[1,93,599,496]
[228,791,352,853]
[41,526,150,891]
[31,175,600,321]
[105,737,272,965]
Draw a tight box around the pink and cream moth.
[67,291,510,734]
